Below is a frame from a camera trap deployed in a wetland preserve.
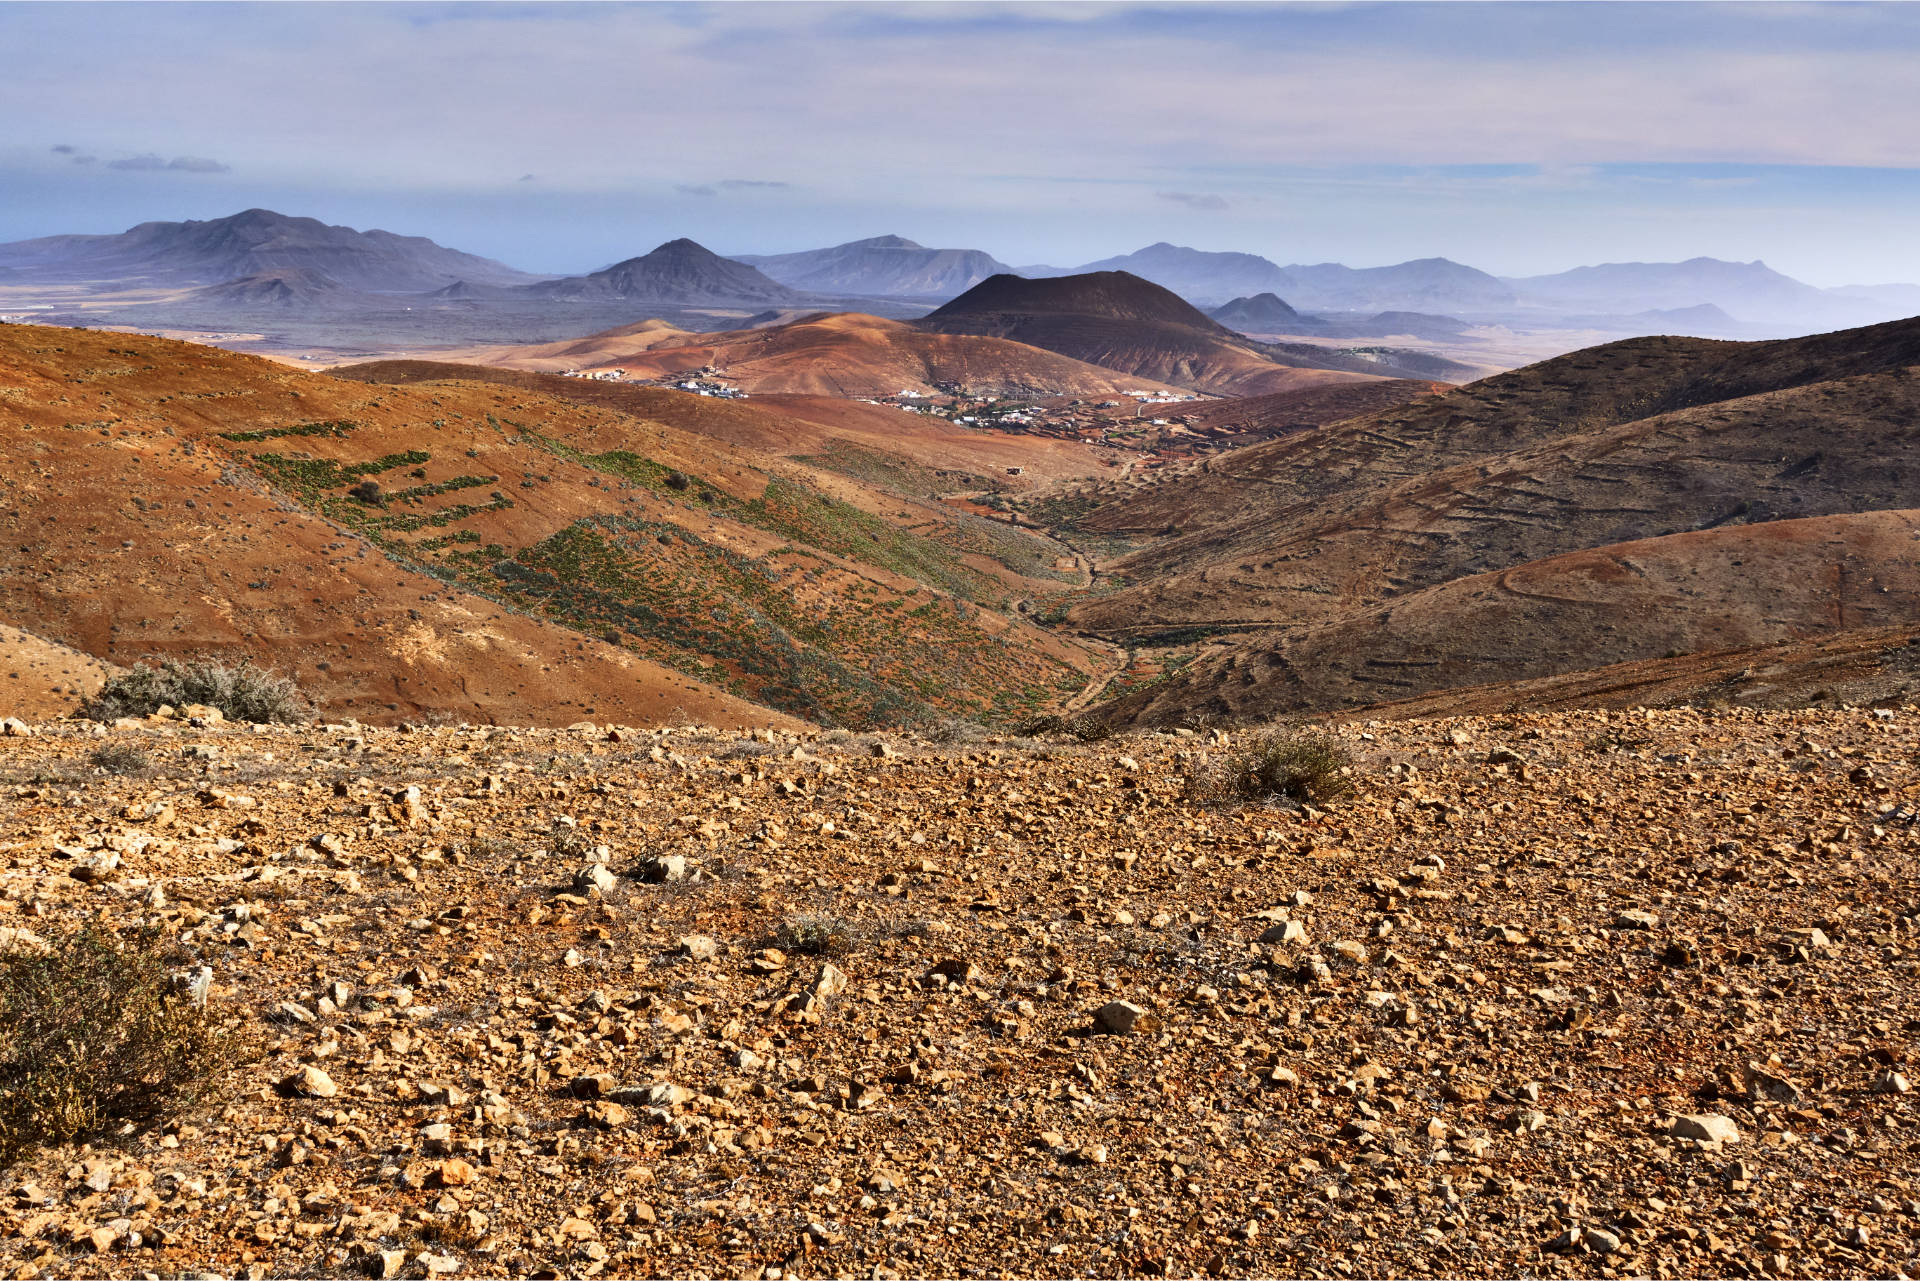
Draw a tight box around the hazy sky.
[5,1,1920,284]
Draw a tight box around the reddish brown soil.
[1169,380,1452,442]
[1346,622,1920,721]
[332,362,1118,487]
[0,624,119,721]
[1093,511,1920,725]
[449,312,1187,398]
[5,323,1085,728]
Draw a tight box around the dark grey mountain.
[733,235,1009,298]
[1209,293,1302,331]
[175,268,382,312]
[526,238,804,307]
[1037,242,1296,305]
[1277,258,1516,313]
[0,208,541,292]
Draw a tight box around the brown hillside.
[919,271,1391,396]
[1076,315,1920,540]
[445,316,705,370]
[0,623,120,721]
[920,307,1379,398]
[1346,622,1920,721]
[0,326,778,729]
[1169,379,1450,443]
[1070,321,1920,638]
[452,311,1186,398]
[332,360,1118,488]
[0,323,1104,727]
[1091,510,1920,726]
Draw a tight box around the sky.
[5,1,1920,284]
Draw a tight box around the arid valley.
[7,3,1920,1278]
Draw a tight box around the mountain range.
[751,237,1920,331]
[0,207,539,292]
[521,237,804,307]
[734,235,1010,298]
[5,208,1918,349]
[4,293,1920,727]
[1208,293,1475,341]
[455,310,1192,398]
[457,270,1469,396]
[1500,257,1872,329]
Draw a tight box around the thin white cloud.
[1158,190,1228,211]
[106,153,230,174]
[7,4,1920,281]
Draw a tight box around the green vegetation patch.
[477,517,1082,726]
[217,420,357,443]
[343,449,432,477]
[794,441,998,499]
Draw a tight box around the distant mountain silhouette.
[176,268,380,311]
[1504,258,1865,327]
[1016,245,1513,313]
[1210,293,1302,330]
[1278,258,1516,312]
[1039,243,1297,304]
[0,208,539,292]
[526,239,804,307]
[1210,294,1476,342]
[734,235,1010,298]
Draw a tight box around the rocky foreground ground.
[1,706,1918,1280]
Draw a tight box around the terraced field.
[0,324,1105,727]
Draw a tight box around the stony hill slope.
[1094,510,1920,724]
[1069,316,1920,637]
[332,360,1126,486]
[0,324,1105,727]
[1054,314,1920,724]
[1161,380,1451,445]
[1,706,1916,1278]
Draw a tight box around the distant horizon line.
[6,204,1916,293]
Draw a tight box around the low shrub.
[778,913,858,956]
[79,656,313,725]
[922,717,991,746]
[0,924,255,1167]
[543,821,597,860]
[87,742,151,775]
[1190,725,1356,805]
